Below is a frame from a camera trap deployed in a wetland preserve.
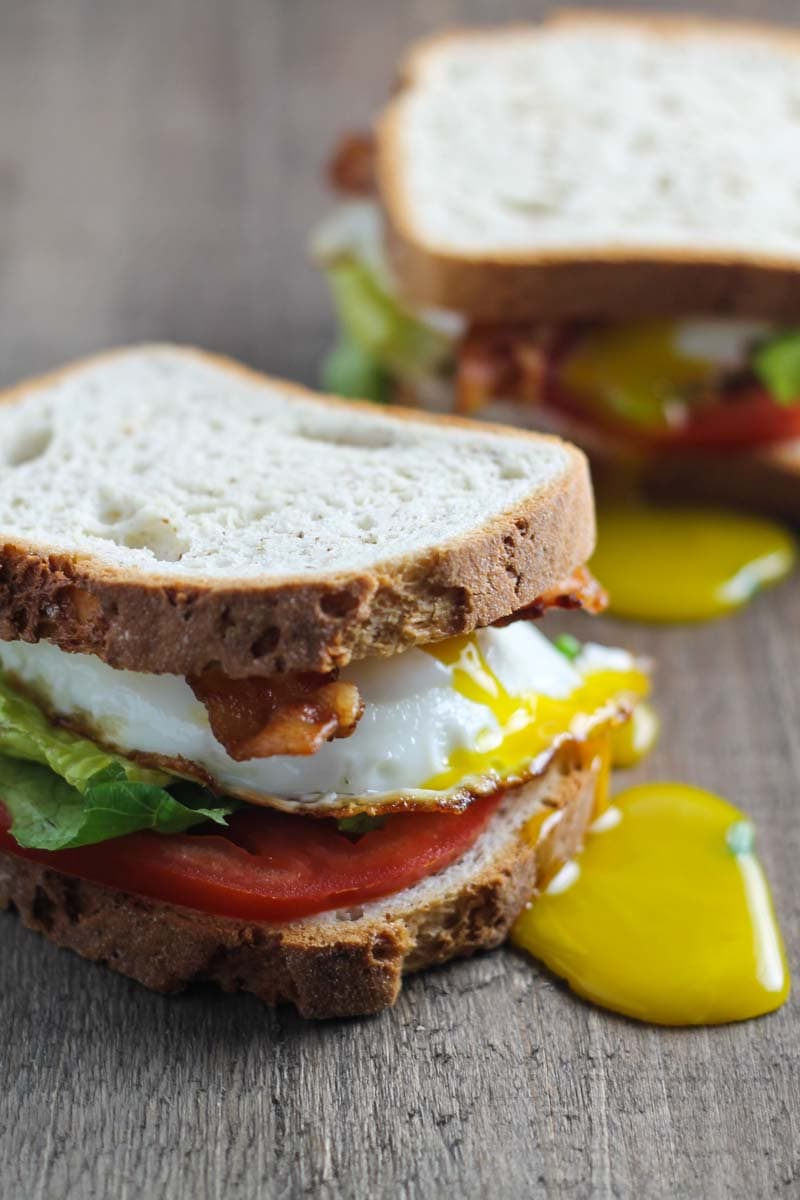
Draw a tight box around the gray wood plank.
[0,2,799,1197]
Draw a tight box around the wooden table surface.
[1,2,799,1196]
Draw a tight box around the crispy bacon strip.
[189,670,364,762]
[493,566,608,625]
[327,131,376,196]
[456,323,553,414]
[536,566,608,615]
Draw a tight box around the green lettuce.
[323,338,390,405]
[0,674,238,850]
[553,633,582,662]
[322,257,453,396]
[0,673,170,792]
[0,759,237,851]
[336,812,386,837]
[753,332,800,405]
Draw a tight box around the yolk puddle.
[512,781,790,1025]
[422,634,649,792]
[591,505,795,621]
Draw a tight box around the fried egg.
[561,318,774,429]
[0,624,648,814]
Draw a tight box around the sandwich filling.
[455,320,800,451]
[0,620,646,827]
[0,606,648,919]
[315,151,800,450]
[0,564,647,916]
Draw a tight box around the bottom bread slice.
[0,755,598,1018]
[639,439,800,518]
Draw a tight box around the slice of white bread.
[0,753,597,1018]
[0,345,594,678]
[377,11,800,322]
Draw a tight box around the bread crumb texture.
[0,346,568,579]
[393,22,800,256]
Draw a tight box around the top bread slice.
[0,346,593,679]
[377,11,800,322]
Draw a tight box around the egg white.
[0,625,634,812]
[672,319,772,367]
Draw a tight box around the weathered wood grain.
[1,2,799,1197]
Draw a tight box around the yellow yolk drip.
[592,506,795,622]
[422,634,649,792]
[561,321,713,429]
[512,782,790,1025]
[610,701,660,767]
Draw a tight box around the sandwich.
[0,345,647,1018]
[314,11,800,516]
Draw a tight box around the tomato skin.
[657,388,800,450]
[0,795,504,923]
[548,378,800,452]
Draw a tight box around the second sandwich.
[316,12,800,514]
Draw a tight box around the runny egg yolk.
[422,635,649,791]
[512,781,790,1026]
[591,505,795,622]
[609,701,659,768]
[560,321,714,429]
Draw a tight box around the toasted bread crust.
[377,12,800,323]
[638,441,800,518]
[0,347,594,677]
[381,234,800,325]
[0,761,596,1018]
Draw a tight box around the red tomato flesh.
[549,379,800,452]
[0,794,504,922]
[657,387,800,449]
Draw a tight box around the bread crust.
[638,440,800,518]
[0,347,594,678]
[377,12,800,323]
[0,759,597,1019]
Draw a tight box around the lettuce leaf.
[0,673,238,850]
[0,758,237,851]
[753,332,800,405]
[336,812,386,836]
[553,633,582,662]
[322,338,390,403]
[0,672,170,793]
[324,258,453,382]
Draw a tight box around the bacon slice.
[189,670,364,762]
[535,566,608,616]
[456,323,553,414]
[327,131,376,196]
[493,566,608,625]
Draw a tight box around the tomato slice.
[542,321,800,452]
[0,794,504,923]
[658,387,800,450]
[548,378,800,452]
